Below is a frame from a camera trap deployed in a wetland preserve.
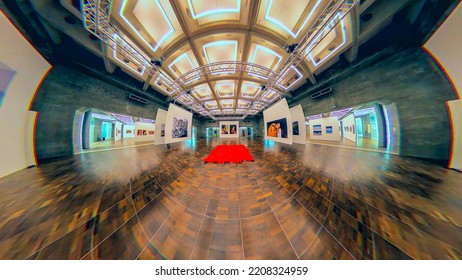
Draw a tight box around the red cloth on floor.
[204,145,254,164]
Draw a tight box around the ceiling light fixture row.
[81,0,185,94]
[81,0,355,120]
[242,0,357,119]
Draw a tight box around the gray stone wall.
[31,65,168,160]
[290,48,457,160]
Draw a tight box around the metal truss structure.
[173,61,281,94]
[245,0,357,118]
[81,0,356,120]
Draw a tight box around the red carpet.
[204,145,254,164]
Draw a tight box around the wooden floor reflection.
[0,137,461,260]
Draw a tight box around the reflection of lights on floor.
[264,139,275,148]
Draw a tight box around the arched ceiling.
[81,0,356,119]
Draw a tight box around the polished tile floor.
[0,137,461,260]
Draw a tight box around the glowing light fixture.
[177,94,194,105]
[278,66,302,90]
[307,13,347,67]
[220,99,235,108]
[204,101,219,109]
[241,83,261,98]
[168,53,200,84]
[112,34,145,76]
[238,99,251,108]
[120,0,175,52]
[262,90,279,103]
[192,85,213,100]
[215,82,235,98]
[188,0,241,19]
[249,45,282,79]
[264,0,322,38]
[203,40,238,75]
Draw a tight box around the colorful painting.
[230,124,237,134]
[148,131,154,135]
[0,62,17,108]
[221,124,229,135]
[137,129,147,136]
[266,118,288,138]
[326,126,333,134]
[172,116,188,138]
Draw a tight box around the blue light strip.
[203,40,238,75]
[167,52,200,84]
[249,45,282,79]
[278,66,302,90]
[112,34,145,76]
[262,90,279,102]
[264,0,322,38]
[120,0,175,52]
[307,13,347,67]
[188,0,241,19]
[168,53,196,78]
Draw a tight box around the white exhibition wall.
[165,104,192,144]
[114,121,122,142]
[310,117,340,142]
[448,99,462,171]
[342,114,357,143]
[219,121,239,138]
[263,98,292,145]
[290,105,306,144]
[424,3,462,170]
[134,121,155,142]
[424,2,462,97]
[123,124,135,139]
[154,109,167,145]
[0,11,51,178]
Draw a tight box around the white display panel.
[263,98,292,145]
[424,3,462,170]
[165,103,192,144]
[114,121,123,142]
[134,121,155,141]
[447,99,462,171]
[219,121,239,138]
[424,3,462,98]
[0,11,51,177]
[123,124,135,139]
[342,114,356,143]
[310,117,341,142]
[289,105,306,144]
[154,108,167,145]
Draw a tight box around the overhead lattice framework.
[82,0,357,120]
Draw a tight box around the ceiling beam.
[344,3,359,63]
[168,0,221,110]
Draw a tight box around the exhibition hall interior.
[0,0,461,260]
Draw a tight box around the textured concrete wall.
[31,66,167,161]
[290,48,458,160]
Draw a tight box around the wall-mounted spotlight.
[285,44,298,53]
[261,84,266,91]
